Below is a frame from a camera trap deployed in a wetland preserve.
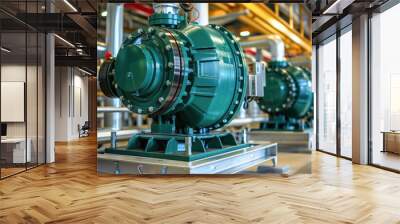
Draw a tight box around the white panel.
[1,82,25,122]
[390,74,400,130]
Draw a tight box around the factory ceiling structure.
[309,0,389,43]
[97,3,312,62]
[0,0,97,75]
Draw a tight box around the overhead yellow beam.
[211,3,311,56]
[242,3,311,53]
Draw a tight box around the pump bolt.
[158,97,164,102]
[166,80,171,86]
[168,62,174,68]
[138,108,142,113]
[148,107,154,112]
[165,45,171,51]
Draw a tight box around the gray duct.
[240,35,285,61]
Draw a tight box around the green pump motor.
[257,61,313,131]
[99,3,249,161]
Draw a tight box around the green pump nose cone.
[115,44,155,93]
[264,73,289,108]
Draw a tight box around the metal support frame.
[315,44,319,150]
[336,23,341,157]
[97,143,279,174]
[352,14,369,164]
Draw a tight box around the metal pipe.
[104,3,124,131]
[240,35,285,61]
[153,3,179,15]
[193,3,209,25]
[97,107,130,113]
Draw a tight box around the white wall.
[55,67,89,141]
[1,65,26,139]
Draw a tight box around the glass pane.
[1,32,28,177]
[318,37,337,154]
[371,4,400,171]
[340,29,352,158]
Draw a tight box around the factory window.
[339,27,352,158]
[370,3,400,171]
[317,35,337,155]
[0,1,46,179]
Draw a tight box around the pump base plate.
[97,143,278,174]
[249,130,312,153]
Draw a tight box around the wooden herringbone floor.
[1,135,400,224]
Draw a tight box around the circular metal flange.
[152,28,187,115]
[114,27,189,116]
[98,59,118,98]
[207,24,247,130]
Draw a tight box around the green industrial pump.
[99,4,249,161]
[256,61,313,131]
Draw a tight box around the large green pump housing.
[257,60,313,131]
[99,7,248,161]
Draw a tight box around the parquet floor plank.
[0,135,400,223]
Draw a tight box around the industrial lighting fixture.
[63,0,78,12]
[240,31,250,37]
[1,47,11,53]
[101,11,107,17]
[54,34,75,48]
[78,67,93,76]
